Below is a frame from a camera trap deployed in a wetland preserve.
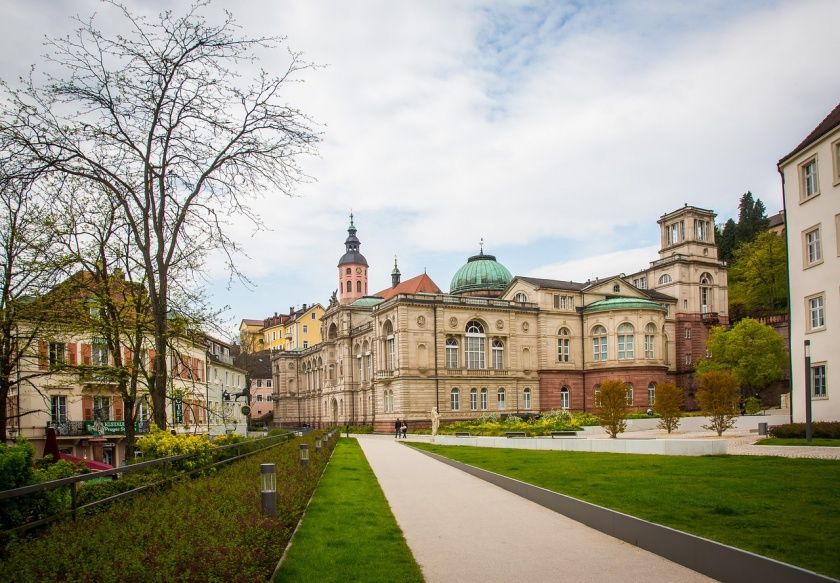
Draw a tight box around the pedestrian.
[395,418,401,438]
[401,421,407,439]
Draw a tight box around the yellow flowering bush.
[136,425,213,470]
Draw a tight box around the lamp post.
[260,463,277,518]
[804,340,812,443]
[299,443,309,466]
[315,437,322,453]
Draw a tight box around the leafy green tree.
[696,370,741,436]
[597,380,629,438]
[728,231,788,319]
[653,382,683,434]
[696,318,787,396]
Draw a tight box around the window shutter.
[39,341,48,370]
[184,402,191,424]
[68,343,77,365]
[148,349,156,373]
[81,344,92,365]
[82,395,93,421]
[114,397,124,421]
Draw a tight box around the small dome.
[450,252,512,296]
[584,297,667,314]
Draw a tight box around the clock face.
[355,267,362,274]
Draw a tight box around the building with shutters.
[272,206,728,431]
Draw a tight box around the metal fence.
[0,432,295,537]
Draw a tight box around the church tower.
[338,214,368,304]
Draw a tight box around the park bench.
[550,431,577,438]
[505,431,528,438]
[454,432,471,437]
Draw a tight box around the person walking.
[401,421,407,439]
[395,418,402,438]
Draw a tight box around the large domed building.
[272,205,728,431]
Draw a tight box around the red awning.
[59,453,114,471]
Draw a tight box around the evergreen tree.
[716,218,737,263]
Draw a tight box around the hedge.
[2,432,335,582]
[769,422,840,439]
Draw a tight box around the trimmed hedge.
[2,432,335,582]
[769,422,840,439]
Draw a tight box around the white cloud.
[528,245,660,283]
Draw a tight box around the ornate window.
[557,328,570,362]
[451,388,460,411]
[345,280,352,293]
[644,323,656,359]
[384,320,396,371]
[592,325,607,361]
[514,291,528,302]
[658,273,672,285]
[470,388,477,411]
[648,383,656,405]
[497,388,506,410]
[700,273,713,313]
[560,387,570,409]
[445,337,459,368]
[356,280,362,293]
[617,323,634,360]
[523,388,531,410]
[465,320,486,370]
[491,339,504,370]
[480,388,488,410]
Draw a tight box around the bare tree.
[1,2,320,428]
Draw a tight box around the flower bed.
[414,411,600,436]
[2,432,335,582]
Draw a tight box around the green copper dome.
[450,252,512,295]
[584,297,667,314]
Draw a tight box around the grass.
[409,443,840,579]
[275,439,423,583]
[756,437,840,447]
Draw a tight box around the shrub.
[136,425,213,471]
[654,382,684,434]
[697,370,740,436]
[769,422,840,439]
[597,380,630,438]
[743,395,762,415]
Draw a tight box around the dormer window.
[513,292,528,302]
[613,284,620,293]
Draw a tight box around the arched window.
[491,339,504,370]
[497,388,506,410]
[658,273,672,285]
[617,323,634,360]
[514,291,528,302]
[355,344,363,381]
[470,388,477,411]
[626,383,634,405]
[647,382,656,406]
[644,323,656,359]
[346,268,351,275]
[384,320,396,371]
[557,327,570,362]
[465,320,486,369]
[700,272,713,313]
[523,388,531,410]
[451,388,460,411]
[560,387,570,409]
[445,337,459,369]
[345,280,352,293]
[363,341,372,380]
[592,325,607,361]
[480,388,488,410]
[328,323,338,340]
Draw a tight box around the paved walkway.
[357,435,714,583]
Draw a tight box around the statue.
[430,406,440,436]
[329,289,338,307]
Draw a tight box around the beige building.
[273,206,727,431]
[779,100,840,422]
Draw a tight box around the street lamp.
[315,437,322,453]
[260,463,277,518]
[299,443,309,466]
[804,340,812,443]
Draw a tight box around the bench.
[505,431,528,438]
[454,432,471,437]
[550,431,577,438]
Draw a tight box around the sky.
[2,0,840,340]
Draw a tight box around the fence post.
[71,481,78,521]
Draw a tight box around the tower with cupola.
[338,214,369,304]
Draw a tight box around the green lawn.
[275,439,423,583]
[410,443,840,579]
[756,437,840,447]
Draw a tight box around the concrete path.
[357,435,715,583]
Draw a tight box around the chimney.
[302,303,307,311]
[289,306,294,315]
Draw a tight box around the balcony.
[700,312,720,325]
[444,368,509,377]
[376,370,395,379]
[47,420,151,437]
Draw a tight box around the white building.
[779,101,840,422]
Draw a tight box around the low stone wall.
[423,434,727,456]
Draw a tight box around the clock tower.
[338,213,369,304]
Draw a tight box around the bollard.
[260,463,277,518]
[299,443,309,466]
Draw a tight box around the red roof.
[241,319,263,326]
[779,100,840,165]
[373,273,441,301]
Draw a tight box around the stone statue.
[430,406,440,436]
[329,289,338,307]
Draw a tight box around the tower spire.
[391,255,401,287]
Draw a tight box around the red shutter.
[184,402,191,424]
[39,341,48,370]
[82,395,93,421]
[148,350,156,373]
[114,397,124,421]
[81,344,92,365]
[68,343,77,365]
[198,360,205,382]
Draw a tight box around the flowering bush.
[415,411,599,436]
[136,425,213,471]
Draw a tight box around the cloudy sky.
[3,0,839,338]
